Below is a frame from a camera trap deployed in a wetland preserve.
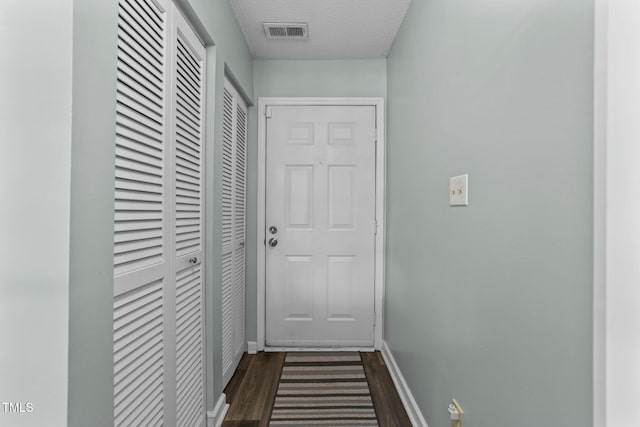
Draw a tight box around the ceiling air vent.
[263,23,308,40]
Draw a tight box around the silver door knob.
[189,257,198,265]
[268,238,278,248]
[269,226,278,234]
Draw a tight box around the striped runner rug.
[269,352,379,426]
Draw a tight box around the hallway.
[5,0,631,426]
[222,352,411,426]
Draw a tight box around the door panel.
[113,0,169,424]
[113,279,165,426]
[328,166,355,228]
[265,105,376,347]
[286,166,314,228]
[285,255,314,319]
[220,78,247,386]
[175,264,203,426]
[327,256,356,320]
[172,8,205,426]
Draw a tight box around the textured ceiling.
[229,0,412,60]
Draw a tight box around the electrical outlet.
[449,174,468,206]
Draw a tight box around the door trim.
[256,97,385,351]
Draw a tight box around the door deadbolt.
[268,238,278,248]
[269,226,278,234]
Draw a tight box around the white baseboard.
[247,341,257,354]
[381,341,429,427]
[206,393,229,427]
[265,346,374,352]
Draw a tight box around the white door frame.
[256,97,385,351]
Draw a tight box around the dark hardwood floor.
[222,351,412,427]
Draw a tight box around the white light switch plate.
[449,174,468,206]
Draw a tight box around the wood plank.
[224,353,252,404]
[361,351,412,427]
[222,421,260,427]
[223,352,285,425]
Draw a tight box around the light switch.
[449,174,468,206]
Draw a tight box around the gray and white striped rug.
[269,352,379,426]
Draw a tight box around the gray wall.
[68,0,118,424]
[253,60,387,98]
[247,59,387,342]
[385,1,594,426]
[0,2,73,426]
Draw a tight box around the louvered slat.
[234,105,247,243]
[233,248,245,357]
[176,265,204,427]
[175,36,202,259]
[173,20,205,427]
[114,280,164,427]
[221,88,234,249]
[114,0,166,278]
[221,252,234,374]
[233,102,247,358]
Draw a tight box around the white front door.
[265,105,377,347]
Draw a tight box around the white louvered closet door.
[171,7,206,427]
[221,78,247,387]
[113,0,170,425]
[113,1,206,426]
